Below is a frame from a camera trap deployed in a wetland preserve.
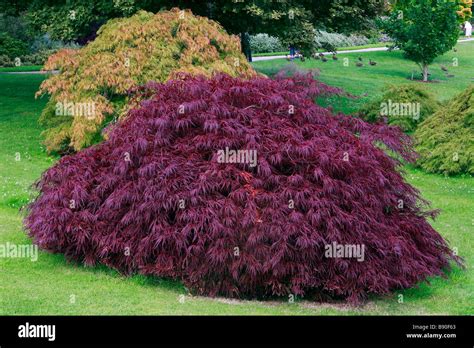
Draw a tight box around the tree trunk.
[240,32,252,62]
[422,64,429,82]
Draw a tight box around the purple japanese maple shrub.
[25,73,459,302]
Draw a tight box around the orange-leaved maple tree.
[37,8,255,153]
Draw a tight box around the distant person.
[289,45,296,60]
[465,21,472,37]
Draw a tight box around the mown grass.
[333,42,391,51]
[0,65,43,73]
[253,41,474,114]
[0,48,473,314]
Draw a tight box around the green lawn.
[333,42,391,51]
[0,65,43,73]
[253,41,474,114]
[0,44,473,314]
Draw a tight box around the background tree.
[304,0,389,33]
[19,0,387,59]
[381,0,469,82]
[25,0,133,45]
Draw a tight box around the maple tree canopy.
[26,73,460,303]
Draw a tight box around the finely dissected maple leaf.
[26,73,460,303]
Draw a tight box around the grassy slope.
[0,44,473,314]
[253,41,474,114]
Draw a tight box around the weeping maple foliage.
[415,85,474,175]
[36,8,255,153]
[358,84,439,133]
[26,73,459,303]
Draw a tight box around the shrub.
[25,73,459,303]
[250,33,285,53]
[314,30,371,51]
[30,34,81,54]
[36,8,255,154]
[0,15,30,47]
[415,85,474,175]
[18,50,58,66]
[0,32,28,58]
[0,54,13,67]
[358,84,440,132]
[278,19,317,57]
